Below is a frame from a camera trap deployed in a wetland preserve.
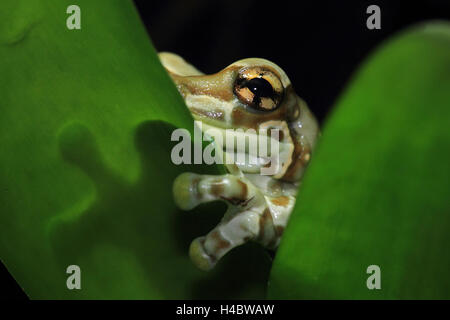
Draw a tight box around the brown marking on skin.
[237,179,248,199]
[210,181,225,197]
[281,135,311,182]
[190,107,225,121]
[210,230,231,250]
[217,179,248,205]
[257,208,274,243]
[270,196,290,207]
[256,212,266,242]
[240,222,255,242]
[275,225,285,236]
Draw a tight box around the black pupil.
[245,77,274,98]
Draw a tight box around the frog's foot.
[189,209,261,271]
[173,172,278,270]
[189,236,215,271]
[173,172,259,211]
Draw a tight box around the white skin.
[160,52,319,271]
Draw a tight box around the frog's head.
[160,52,319,182]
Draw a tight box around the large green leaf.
[268,22,450,299]
[0,0,270,299]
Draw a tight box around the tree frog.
[159,52,319,271]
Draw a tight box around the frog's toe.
[173,172,200,210]
[189,236,216,271]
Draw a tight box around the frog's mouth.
[198,121,294,178]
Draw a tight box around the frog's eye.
[234,67,284,112]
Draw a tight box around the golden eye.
[233,67,284,111]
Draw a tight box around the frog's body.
[160,52,319,271]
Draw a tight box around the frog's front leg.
[173,172,270,270]
[189,209,262,270]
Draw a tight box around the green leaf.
[268,21,450,299]
[0,0,270,299]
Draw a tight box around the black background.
[1,0,449,300]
